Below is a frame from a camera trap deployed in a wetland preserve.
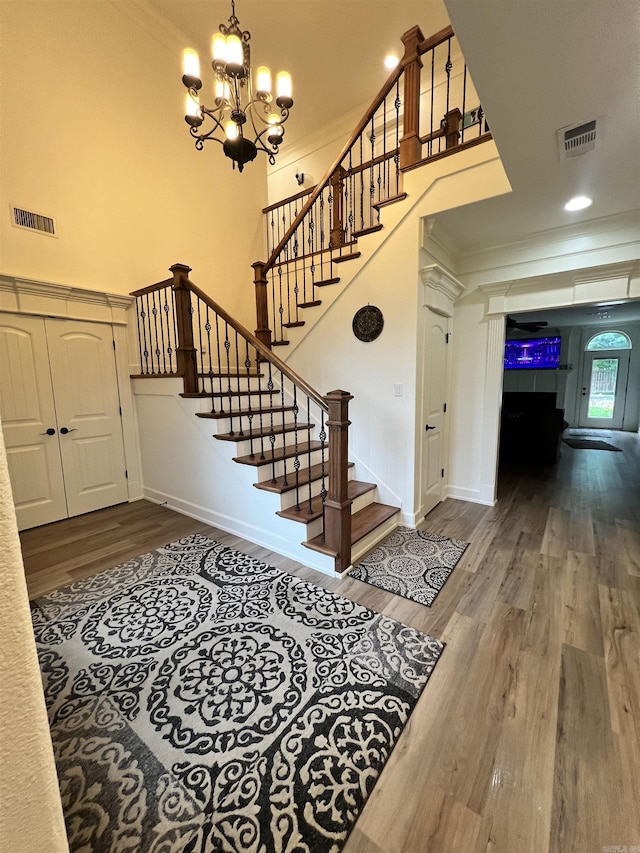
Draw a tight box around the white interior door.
[0,313,128,530]
[0,314,68,528]
[46,318,128,517]
[421,310,449,516]
[578,350,630,429]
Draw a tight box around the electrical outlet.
[394,382,403,397]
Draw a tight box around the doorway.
[420,309,449,516]
[579,351,630,428]
[0,313,129,530]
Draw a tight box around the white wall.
[0,0,267,326]
[132,379,335,575]
[0,421,69,853]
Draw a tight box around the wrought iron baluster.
[170,288,178,374]
[214,313,223,414]
[319,409,327,542]
[196,297,205,394]
[223,321,233,435]
[369,114,376,228]
[136,299,147,375]
[461,60,468,144]
[394,80,401,194]
[150,290,161,374]
[234,329,244,436]
[245,340,256,459]
[306,395,314,515]
[445,38,452,120]
[430,49,435,157]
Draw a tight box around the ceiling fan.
[506,315,548,332]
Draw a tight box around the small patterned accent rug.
[31,533,444,853]
[348,526,469,606]
[563,438,621,451]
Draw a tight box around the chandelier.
[181,1,294,172]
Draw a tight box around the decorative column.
[323,389,353,573]
[170,263,198,394]
[399,25,424,169]
[252,260,272,349]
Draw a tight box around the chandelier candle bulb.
[226,34,243,73]
[212,33,227,64]
[276,71,293,107]
[183,48,200,78]
[256,66,272,97]
[225,120,239,141]
[214,79,230,102]
[184,93,202,126]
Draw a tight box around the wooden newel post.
[170,263,198,394]
[252,261,272,350]
[444,108,462,149]
[399,25,425,170]
[330,167,347,248]
[323,389,353,573]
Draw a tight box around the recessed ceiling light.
[564,195,593,212]
[384,54,399,70]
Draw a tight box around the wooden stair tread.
[197,370,263,378]
[208,389,277,399]
[272,340,290,347]
[233,440,326,466]
[373,192,407,210]
[298,300,322,308]
[303,502,400,557]
[282,321,305,328]
[196,405,293,420]
[333,251,361,264]
[352,223,383,238]
[314,277,341,287]
[276,481,376,525]
[253,461,354,495]
[215,422,313,442]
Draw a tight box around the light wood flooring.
[20,429,640,852]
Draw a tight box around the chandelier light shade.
[181,1,294,172]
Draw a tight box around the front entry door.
[421,310,449,516]
[578,350,630,429]
[0,313,128,529]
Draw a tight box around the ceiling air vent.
[556,119,598,161]
[10,205,57,237]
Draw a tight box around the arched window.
[586,330,632,351]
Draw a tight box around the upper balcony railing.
[253,24,491,347]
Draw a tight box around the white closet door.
[0,313,68,528]
[45,318,128,518]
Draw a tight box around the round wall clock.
[352,305,384,342]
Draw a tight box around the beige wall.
[0,0,267,327]
[0,418,69,852]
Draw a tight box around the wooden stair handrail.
[176,271,328,413]
[130,277,173,297]
[261,24,454,277]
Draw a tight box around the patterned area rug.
[31,533,444,853]
[348,526,468,606]
[563,438,621,451]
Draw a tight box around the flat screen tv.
[504,336,561,370]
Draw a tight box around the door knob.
[40,428,56,436]
[425,424,436,431]
[59,427,77,435]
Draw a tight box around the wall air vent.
[10,205,57,237]
[556,119,598,161]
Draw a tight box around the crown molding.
[0,275,133,324]
[479,260,640,317]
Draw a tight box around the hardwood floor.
[20,429,640,852]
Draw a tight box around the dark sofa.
[500,392,566,464]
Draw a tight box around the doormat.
[348,526,468,606]
[563,438,621,451]
[31,533,444,853]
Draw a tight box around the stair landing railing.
[253,24,491,348]
[130,263,353,572]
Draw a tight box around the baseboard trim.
[142,487,335,576]
[446,485,496,506]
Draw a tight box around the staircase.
[129,22,492,574]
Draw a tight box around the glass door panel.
[587,358,618,419]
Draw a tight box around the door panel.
[578,350,630,429]
[46,319,128,517]
[0,314,68,528]
[422,312,449,516]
